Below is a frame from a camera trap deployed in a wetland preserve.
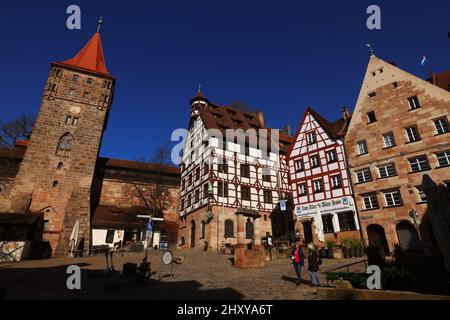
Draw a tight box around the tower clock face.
[70,106,81,114]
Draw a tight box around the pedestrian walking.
[290,242,305,286]
[307,243,322,287]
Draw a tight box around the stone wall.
[345,57,450,253]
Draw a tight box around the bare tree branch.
[0,114,35,149]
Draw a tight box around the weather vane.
[97,16,103,33]
[366,43,375,57]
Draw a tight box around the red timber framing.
[287,107,360,245]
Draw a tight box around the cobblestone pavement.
[0,249,366,300]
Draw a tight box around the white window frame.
[356,168,372,183]
[298,183,307,196]
[406,126,420,142]
[295,159,304,172]
[383,190,402,207]
[378,163,396,178]
[313,180,323,193]
[327,150,337,163]
[331,175,341,188]
[383,133,396,148]
[434,118,449,135]
[436,151,450,167]
[307,132,316,145]
[408,96,421,110]
[409,156,429,172]
[311,155,320,168]
[416,187,427,203]
[357,140,368,155]
[362,194,378,210]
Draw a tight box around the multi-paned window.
[311,155,320,168]
[436,151,450,167]
[65,116,79,126]
[218,182,228,197]
[263,190,272,204]
[241,186,250,200]
[181,179,185,191]
[241,164,250,178]
[331,175,341,189]
[218,159,228,173]
[355,168,372,183]
[327,150,337,163]
[357,140,368,155]
[203,161,209,175]
[434,117,449,135]
[416,186,427,203]
[362,193,378,210]
[180,198,185,210]
[406,126,421,143]
[262,172,271,182]
[306,132,316,145]
[295,159,304,172]
[383,132,396,148]
[195,189,200,203]
[338,212,357,231]
[322,215,335,233]
[203,183,209,199]
[298,183,307,196]
[313,179,323,193]
[195,167,200,181]
[407,96,421,110]
[187,194,192,207]
[408,155,430,172]
[378,163,396,178]
[383,189,403,207]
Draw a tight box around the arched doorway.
[190,221,196,248]
[396,221,420,251]
[367,224,390,256]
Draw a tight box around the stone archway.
[396,220,420,251]
[367,224,390,256]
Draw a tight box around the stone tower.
[6,30,115,256]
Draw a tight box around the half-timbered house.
[287,107,361,246]
[178,90,293,250]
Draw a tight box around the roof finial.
[198,84,202,93]
[97,16,103,33]
[366,43,375,57]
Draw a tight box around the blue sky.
[1,0,449,161]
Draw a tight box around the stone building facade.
[345,55,450,255]
[0,32,180,257]
[177,91,293,251]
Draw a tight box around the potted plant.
[355,239,364,257]
[341,239,350,258]
[326,240,335,259]
[348,238,356,258]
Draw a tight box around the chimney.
[342,106,350,120]
[252,110,265,127]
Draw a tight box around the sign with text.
[295,197,355,216]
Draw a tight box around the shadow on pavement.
[281,276,311,286]
[0,263,244,300]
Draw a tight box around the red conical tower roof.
[55,32,111,77]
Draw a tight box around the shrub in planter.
[341,239,351,258]
[326,240,335,259]
[319,247,327,258]
[354,239,364,257]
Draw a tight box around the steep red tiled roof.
[53,32,111,77]
[307,107,351,139]
[191,93,293,149]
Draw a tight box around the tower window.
[65,116,79,126]
[57,162,63,170]
[52,181,59,188]
[83,91,89,99]
[87,78,93,85]
[69,89,75,97]
[56,133,74,157]
[72,75,79,82]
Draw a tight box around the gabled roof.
[287,107,351,158]
[190,93,293,149]
[53,32,111,77]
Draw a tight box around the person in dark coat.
[307,243,322,287]
[290,242,305,286]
